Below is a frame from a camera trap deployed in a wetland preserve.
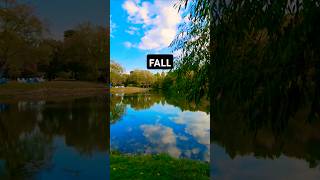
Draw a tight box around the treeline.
[0,0,107,81]
[111,61,172,88]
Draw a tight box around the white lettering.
[149,59,155,67]
[154,59,161,67]
[166,59,171,67]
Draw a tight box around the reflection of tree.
[154,90,209,113]
[0,113,52,179]
[110,93,166,124]
[212,104,320,168]
[109,92,210,124]
[0,96,108,177]
[122,94,164,110]
[110,95,126,124]
[39,96,108,153]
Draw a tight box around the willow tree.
[174,0,320,131]
[208,0,320,130]
[171,0,210,101]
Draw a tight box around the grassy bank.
[0,82,151,101]
[110,153,209,180]
[0,81,107,101]
[110,87,150,94]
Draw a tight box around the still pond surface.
[1,92,320,179]
[110,93,210,162]
[211,96,320,179]
[0,96,108,180]
[0,92,210,179]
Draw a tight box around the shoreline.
[0,81,150,102]
[0,81,108,102]
[110,87,150,94]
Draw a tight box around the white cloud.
[110,15,117,38]
[172,49,182,58]
[125,26,139,35]
[122,0,182,50]
[122,0,152,25]
[124,41,134,48]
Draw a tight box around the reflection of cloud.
[140,124,181,158]
[171,111,210,146]
[177,135,188,141]
[150,103,179,115]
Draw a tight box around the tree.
[62,23,107,81]
[170,0,210,100]
[0,0,108,82]
[127,70,154,87]
[207,0,320,125]
[110,61,125,86]
[0,0,44,78]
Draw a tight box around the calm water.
[110,93,210,162]
[0,97,108,179]
[211,101,320,179]
[2,92,319,179]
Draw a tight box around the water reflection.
[0,96,108,179]
[212,99,320,179]
[110,93,210,162]
[140,124,181,158]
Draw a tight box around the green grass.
[110,153,210,180]
[110,87,149,94]
[0,81,107,101]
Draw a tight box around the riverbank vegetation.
[110,153,209,180]
[110,86,149,94]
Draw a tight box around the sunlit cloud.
[122,0,182,50]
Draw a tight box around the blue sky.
[30,0,107,39]
[111,0,184,73]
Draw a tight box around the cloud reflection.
[171,111,210,146]
[140,124,181,158]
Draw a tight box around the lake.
[0,92,210,179]
[211,100,320,180]
[0,96,108,179]
[110,92,210,162]
[2,91,318,179]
